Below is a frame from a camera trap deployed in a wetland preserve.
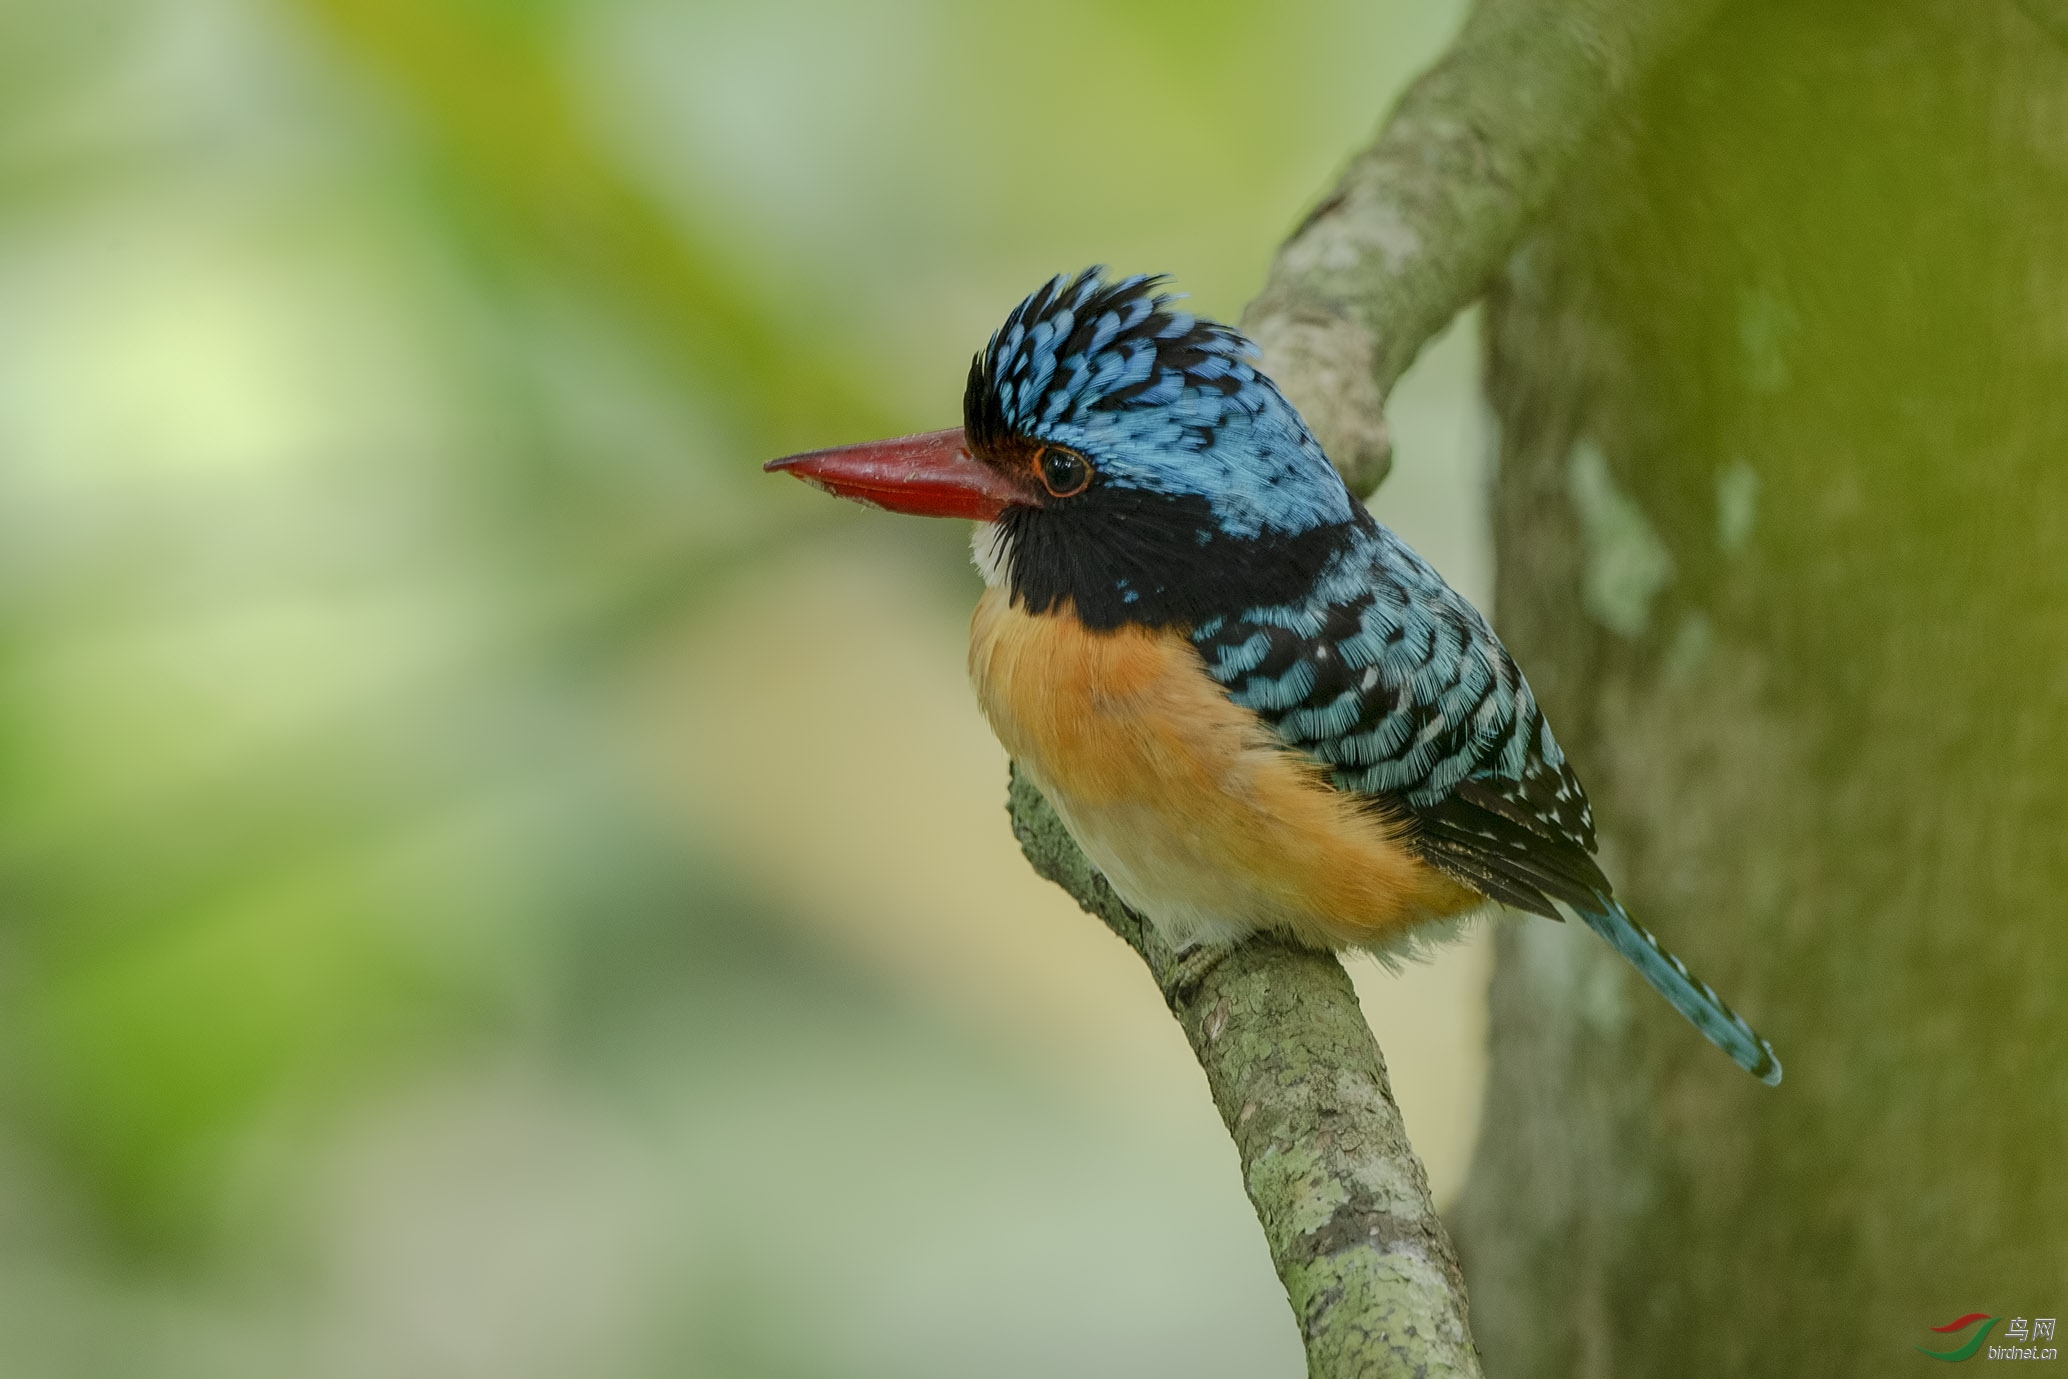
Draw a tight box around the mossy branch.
[1011,2,1725,1373]
[1243,0,1725,499]
[1010,771,1480,1377]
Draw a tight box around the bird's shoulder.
[1189,522,1609,916]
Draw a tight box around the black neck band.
[995,488,1368,631]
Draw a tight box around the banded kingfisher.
[768,269,1781,1084]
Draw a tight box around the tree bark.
[1452,1,2068,1373]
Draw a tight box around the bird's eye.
[1036,447,1092,498]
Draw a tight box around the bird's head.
[767,269,1365,628]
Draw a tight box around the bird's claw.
[1164,943,1232,1007]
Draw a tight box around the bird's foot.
[1163,943,1233,1008]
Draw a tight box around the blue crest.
[964,269,1354,539]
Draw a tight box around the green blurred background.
[0,2,1493,1374]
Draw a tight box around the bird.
[767,268,1781,1085]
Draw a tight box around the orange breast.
[967,585,1482,952]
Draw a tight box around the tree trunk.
[1451,1,2068,1374]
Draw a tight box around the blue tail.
[1574,893,1782,1085]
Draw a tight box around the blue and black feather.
[1191,526,1780,1082]
[1192,522,1607,918]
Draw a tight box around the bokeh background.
[0,2,1492,1374]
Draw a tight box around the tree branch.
[1008,1,1727,1373]
[1243,0,1726,498]
[1009,771,1477,1377]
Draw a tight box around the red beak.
[764,427,1026,521]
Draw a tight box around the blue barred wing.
[1190,521,1607,918]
